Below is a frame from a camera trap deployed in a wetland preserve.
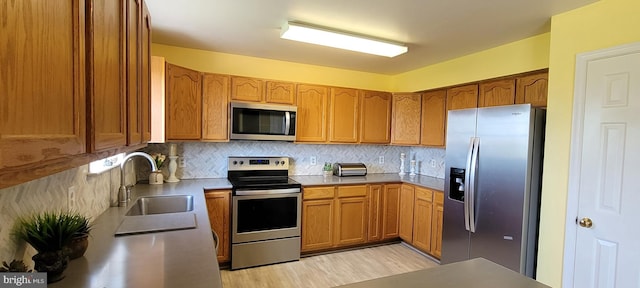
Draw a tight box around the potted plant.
[65,214,92,260]
[0,259,32,272]
[323,162,333,177]
[13,212,86,283]
[150,153,166,184]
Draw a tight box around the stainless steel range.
[227,156,302,270]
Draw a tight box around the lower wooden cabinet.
[381,184,401,239]
[431,191,445,258]
[204,190,231,263]
[412,187,434,252]
[301,183,442,259]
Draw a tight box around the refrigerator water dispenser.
[449,168,465,201]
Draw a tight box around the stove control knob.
[275,161,280,165]
[232,161,237,165]
[281,160,286,165]
[239,161,244,165]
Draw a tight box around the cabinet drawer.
[337,185,367,198]
[303,186,335,200]
[434,190,444,204]
[415,187,433,201]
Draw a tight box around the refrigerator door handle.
[469,137,480,233]
[464,137,475,232]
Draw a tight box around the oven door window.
[236,196,298,233]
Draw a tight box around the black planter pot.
[32,250,69,283]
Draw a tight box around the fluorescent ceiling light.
[281,22,408,58]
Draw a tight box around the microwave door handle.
[284,111,291,135]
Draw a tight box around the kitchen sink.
[125,195,194,216]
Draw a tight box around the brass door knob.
[579,217,593,228]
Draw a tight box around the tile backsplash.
[142,141,445,179]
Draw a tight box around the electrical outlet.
[310,156,317,165]
[378,156,384,164]
[430,159,437,168]
[179,157,186,168]
[68,186,77,211]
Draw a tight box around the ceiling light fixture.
[280,21,408,58]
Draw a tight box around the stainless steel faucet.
[119,152,158,207]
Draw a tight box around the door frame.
[562,41,640,288]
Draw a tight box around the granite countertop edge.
[290,173,445,191]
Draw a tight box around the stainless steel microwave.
[230,102,297,141]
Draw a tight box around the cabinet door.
[412,187,434,253]
[516,72,548,107]
[478,79,516,107]
[165,63,202,140]
[1,0,86,169]
[334,196,368,246]
[296,84,329,142]
[265,81,296,105]
[360,91,392,144]
[302,199,334,252]
[126,0,142,145]
[202,73,229,141]
[204,190,231,263]
[391,93,422,145]
[329,88,359,143]
[87,0,127,152]
[382,184,401,239]
[431,191,444,259]
[399,184,415,242]
[150,56,166,142]
[140,2,152,143]
[230,76,263,102]
[368,185,383,242]
[420,90,446,147]
[446,84,478,110]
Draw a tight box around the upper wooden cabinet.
[420,90,446,147]
[141,2,152,143]
[329,88,360,143]
[391,93,422,145]
[447,84,478,110]
[516,72,548,107]
[202,73,230,141]
[360,91,392,144]
[1,0,87,169]
[87,0,127,152]
[126,0,143,145]
[266,81,296,105]
[230,76,263,102]
[479,79,516,107]
[296,84,329,142]
[165,63,202,140]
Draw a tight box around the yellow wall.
[151,44,393,91]
[537,0,640,286]
[392,33,550,92]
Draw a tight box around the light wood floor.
[220,243,439,288]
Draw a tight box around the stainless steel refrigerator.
[441,104,545,278]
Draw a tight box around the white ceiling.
[146,0,597,75]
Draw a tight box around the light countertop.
[50,179,231,288]
[49,174,442,288]
[291,173,444,191]
[334,258,550,288]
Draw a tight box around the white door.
[564,43,640,288]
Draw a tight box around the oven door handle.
[234,188,301,195]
